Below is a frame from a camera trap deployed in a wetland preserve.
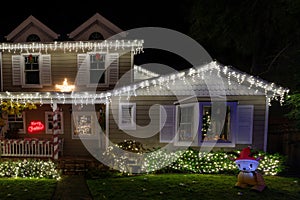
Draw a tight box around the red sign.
[28,121,45,133]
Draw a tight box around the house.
[0,13,288,162]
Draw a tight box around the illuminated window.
[72,112,96,139]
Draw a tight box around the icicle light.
[0,61,289,106]
[0,40,144,54]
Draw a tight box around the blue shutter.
[160,105,175,142]
[237,105,254,144]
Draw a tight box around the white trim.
[236,105,254,144]
[264,97,269,152]
[105,102,110,149]
[175,103,199,146]
[5,112,26,134]
[45,111,64,134]
[20,53,42,87]
[87,52,109,87]
[5,15,59,41]
[118,103,136,130]
[0,52,3,91]
[72,111,97,139]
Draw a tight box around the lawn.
[0,178,57,199]
[87,174,300,200]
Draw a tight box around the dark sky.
[0,1,189,40]
[0,1,192,69]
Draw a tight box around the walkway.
[52,175,93,200]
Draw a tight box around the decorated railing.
[0,138,63,158]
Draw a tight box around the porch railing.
[0,138,63,158]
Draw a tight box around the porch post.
[52,103,60,160]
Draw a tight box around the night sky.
[0,0,191,69]
[0,1,189,40]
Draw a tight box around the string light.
[0,40,144,54]
[0,61,289,106]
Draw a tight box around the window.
[176,103,198,145]
[119,103,136,130]
[12,54,51,87]
[26,34,41,42]
[89,32,104,40]
[199,102,237,146]
[72,112,96,139]
[77,53,119,86]
[162,102,239,147]
[89,53,107,84]
[201,104,231,142]
[7,113,26,134]
[24,54,40,84]
[45,111,64,134]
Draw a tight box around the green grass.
[87,174,300,200]
[0,178,57,199]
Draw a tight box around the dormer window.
[89,32,104,40]
[26,34,41,42]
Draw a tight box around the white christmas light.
[0,61,289,106]
[0,40,144,54]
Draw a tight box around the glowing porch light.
[55,78,75,92]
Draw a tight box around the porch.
[0,138,64,158]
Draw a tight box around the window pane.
[202,105,231,142]
[76,115,92,135]
[26,71,40,84]
[122,105,133,124]
[90,70,105,84]
[8,114,24,133]
[178,106,193,142]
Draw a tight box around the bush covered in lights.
[0,159,61,179]
[103,144,286,176]
[143,148,286,176]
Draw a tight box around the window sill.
[22,85,43,89]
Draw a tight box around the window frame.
[118,103,136,130]
[6,112,26,134]
[88,52,108,87]
[72,112,97,139]
[21,53,42,87]
[198,102,237,147]
[175,103,199,146]
[45,111,64,134]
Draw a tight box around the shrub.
[0,159,61,179]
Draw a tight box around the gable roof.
[5,15,59,42]
[0,61,289,105]
[116,61,289,104]
[68,13,124,40]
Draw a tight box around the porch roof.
[0,61,289,106]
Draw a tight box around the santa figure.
[230,146,267,192]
